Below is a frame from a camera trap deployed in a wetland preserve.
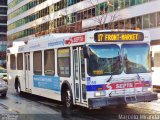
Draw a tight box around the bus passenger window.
[57,48,70,77]
[44,49,55,75]
[10,54,16,70]
[33,51,42,75]
[154,53,160,67]
[17,53,23,70]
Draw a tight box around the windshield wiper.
[136,72,141,80]
[107,74,113,82]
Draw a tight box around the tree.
[58,5,79,33]
[87,0,122,30]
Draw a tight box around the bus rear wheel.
[63,89,73,108]
[1,93,7,97]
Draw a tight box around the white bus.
[7,30,157,109]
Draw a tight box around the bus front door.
[73,47,86,105]
[25,53,31,92]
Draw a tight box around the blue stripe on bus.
[86,84,104,91]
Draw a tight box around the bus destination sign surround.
[94,32,144,42]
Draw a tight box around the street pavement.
[0,103,18,120]
[0,103,17,114]
[0,83,160,120]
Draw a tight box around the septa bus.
[7,30,157,109]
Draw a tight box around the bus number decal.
[87,81,96,85]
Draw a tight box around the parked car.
[0,79,8,97]
[0,66,7,83]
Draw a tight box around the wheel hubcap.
[17,84,20,93]
[66,90,71,107]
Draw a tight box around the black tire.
[16,82,21,94]
[1,93,6,97]
[63,89,73,108]
[116,104,127,108]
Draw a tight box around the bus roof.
[8,30,151,53]
[27,33,79,44]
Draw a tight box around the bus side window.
[153,52,160,67]
[44,49,55,75]
[17,53,23,70]
[33,51,42,75]
[10,54,16,70]
[57,48,70,77]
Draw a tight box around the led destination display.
[94,32,144,42]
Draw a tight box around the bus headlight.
[94,91,106,97]
[142,87,152,92]
[147,88,152,92]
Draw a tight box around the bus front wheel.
[63,88,73,108]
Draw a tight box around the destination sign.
[94,32,144,42]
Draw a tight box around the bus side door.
[24,53,31,92]
[73,47,86,104]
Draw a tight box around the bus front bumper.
[88,93,157,109]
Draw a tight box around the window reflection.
[87,45,121,76]
[122,44,151,74]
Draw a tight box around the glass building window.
[125,0,130,7]
[118,0,125,9]
[131,18,136,29]
[114,0,118,11]
[96,2,108,15]
[135,0,143,4]
[125,19,131,29]
[92,7,95,17]
[0,7,7,14]
[108,0,114,12]
[143,14,149,28]
[130,0,136,6]
[0,16,7,23]
[118,20,125,29]
[157,12,160,27]
[88,9,92,18]
[0,0,7,5]
[67,0,74,6]
[0,25,7,32]
[136,16,142,29]
[143,0,148,3]
[77,12,81,21]
[149,13,156,28]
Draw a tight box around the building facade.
[0,0,7,66]
[7,0,159,45]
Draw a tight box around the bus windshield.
[122,43,151,74]
[87,45,121,76]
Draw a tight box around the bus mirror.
[83,46,89,58]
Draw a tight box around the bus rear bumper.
[88,93,158,109]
